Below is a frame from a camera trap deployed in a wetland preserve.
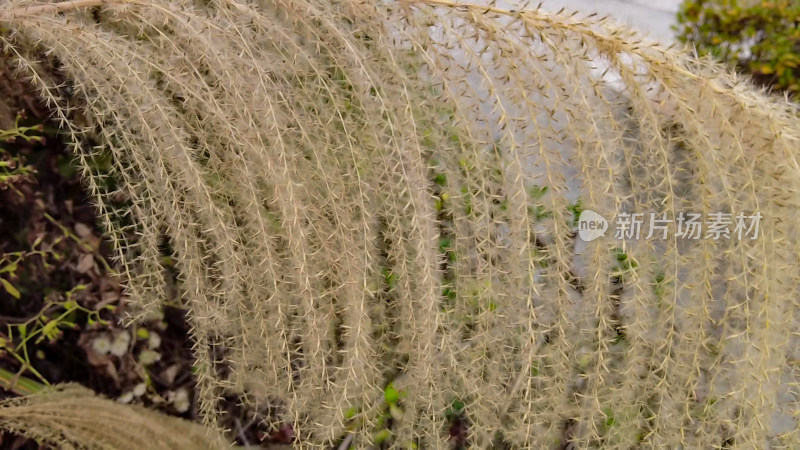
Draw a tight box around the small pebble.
[147,332,161,349]
[132,382,147,397]
[91,335,111,355]
[173,388,190,413]
[110,331,131,357]
[117,392,134,404]
[138,349,161,365]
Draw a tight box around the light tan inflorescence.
[1,0,799,448]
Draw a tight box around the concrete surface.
[537,0,682,44]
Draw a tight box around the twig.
[0,314,39,324]
[234,418,250,448]
[336,432,354,450]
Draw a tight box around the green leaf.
[384,383,400,405]
[445,399,465,419]
[0,368,45,395]
[373,429,392,445]
[0,261,17,275]
[529,185,548,199]
[344,406,359,420]
[389,404,404,421]
[41,320,59,341]
[383,269,397,290]
[602,407,616,429]
[0,278,20,299]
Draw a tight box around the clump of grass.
[0,0,799,448]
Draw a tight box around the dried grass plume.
[0,384,229,449]
[1,0,799,448]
